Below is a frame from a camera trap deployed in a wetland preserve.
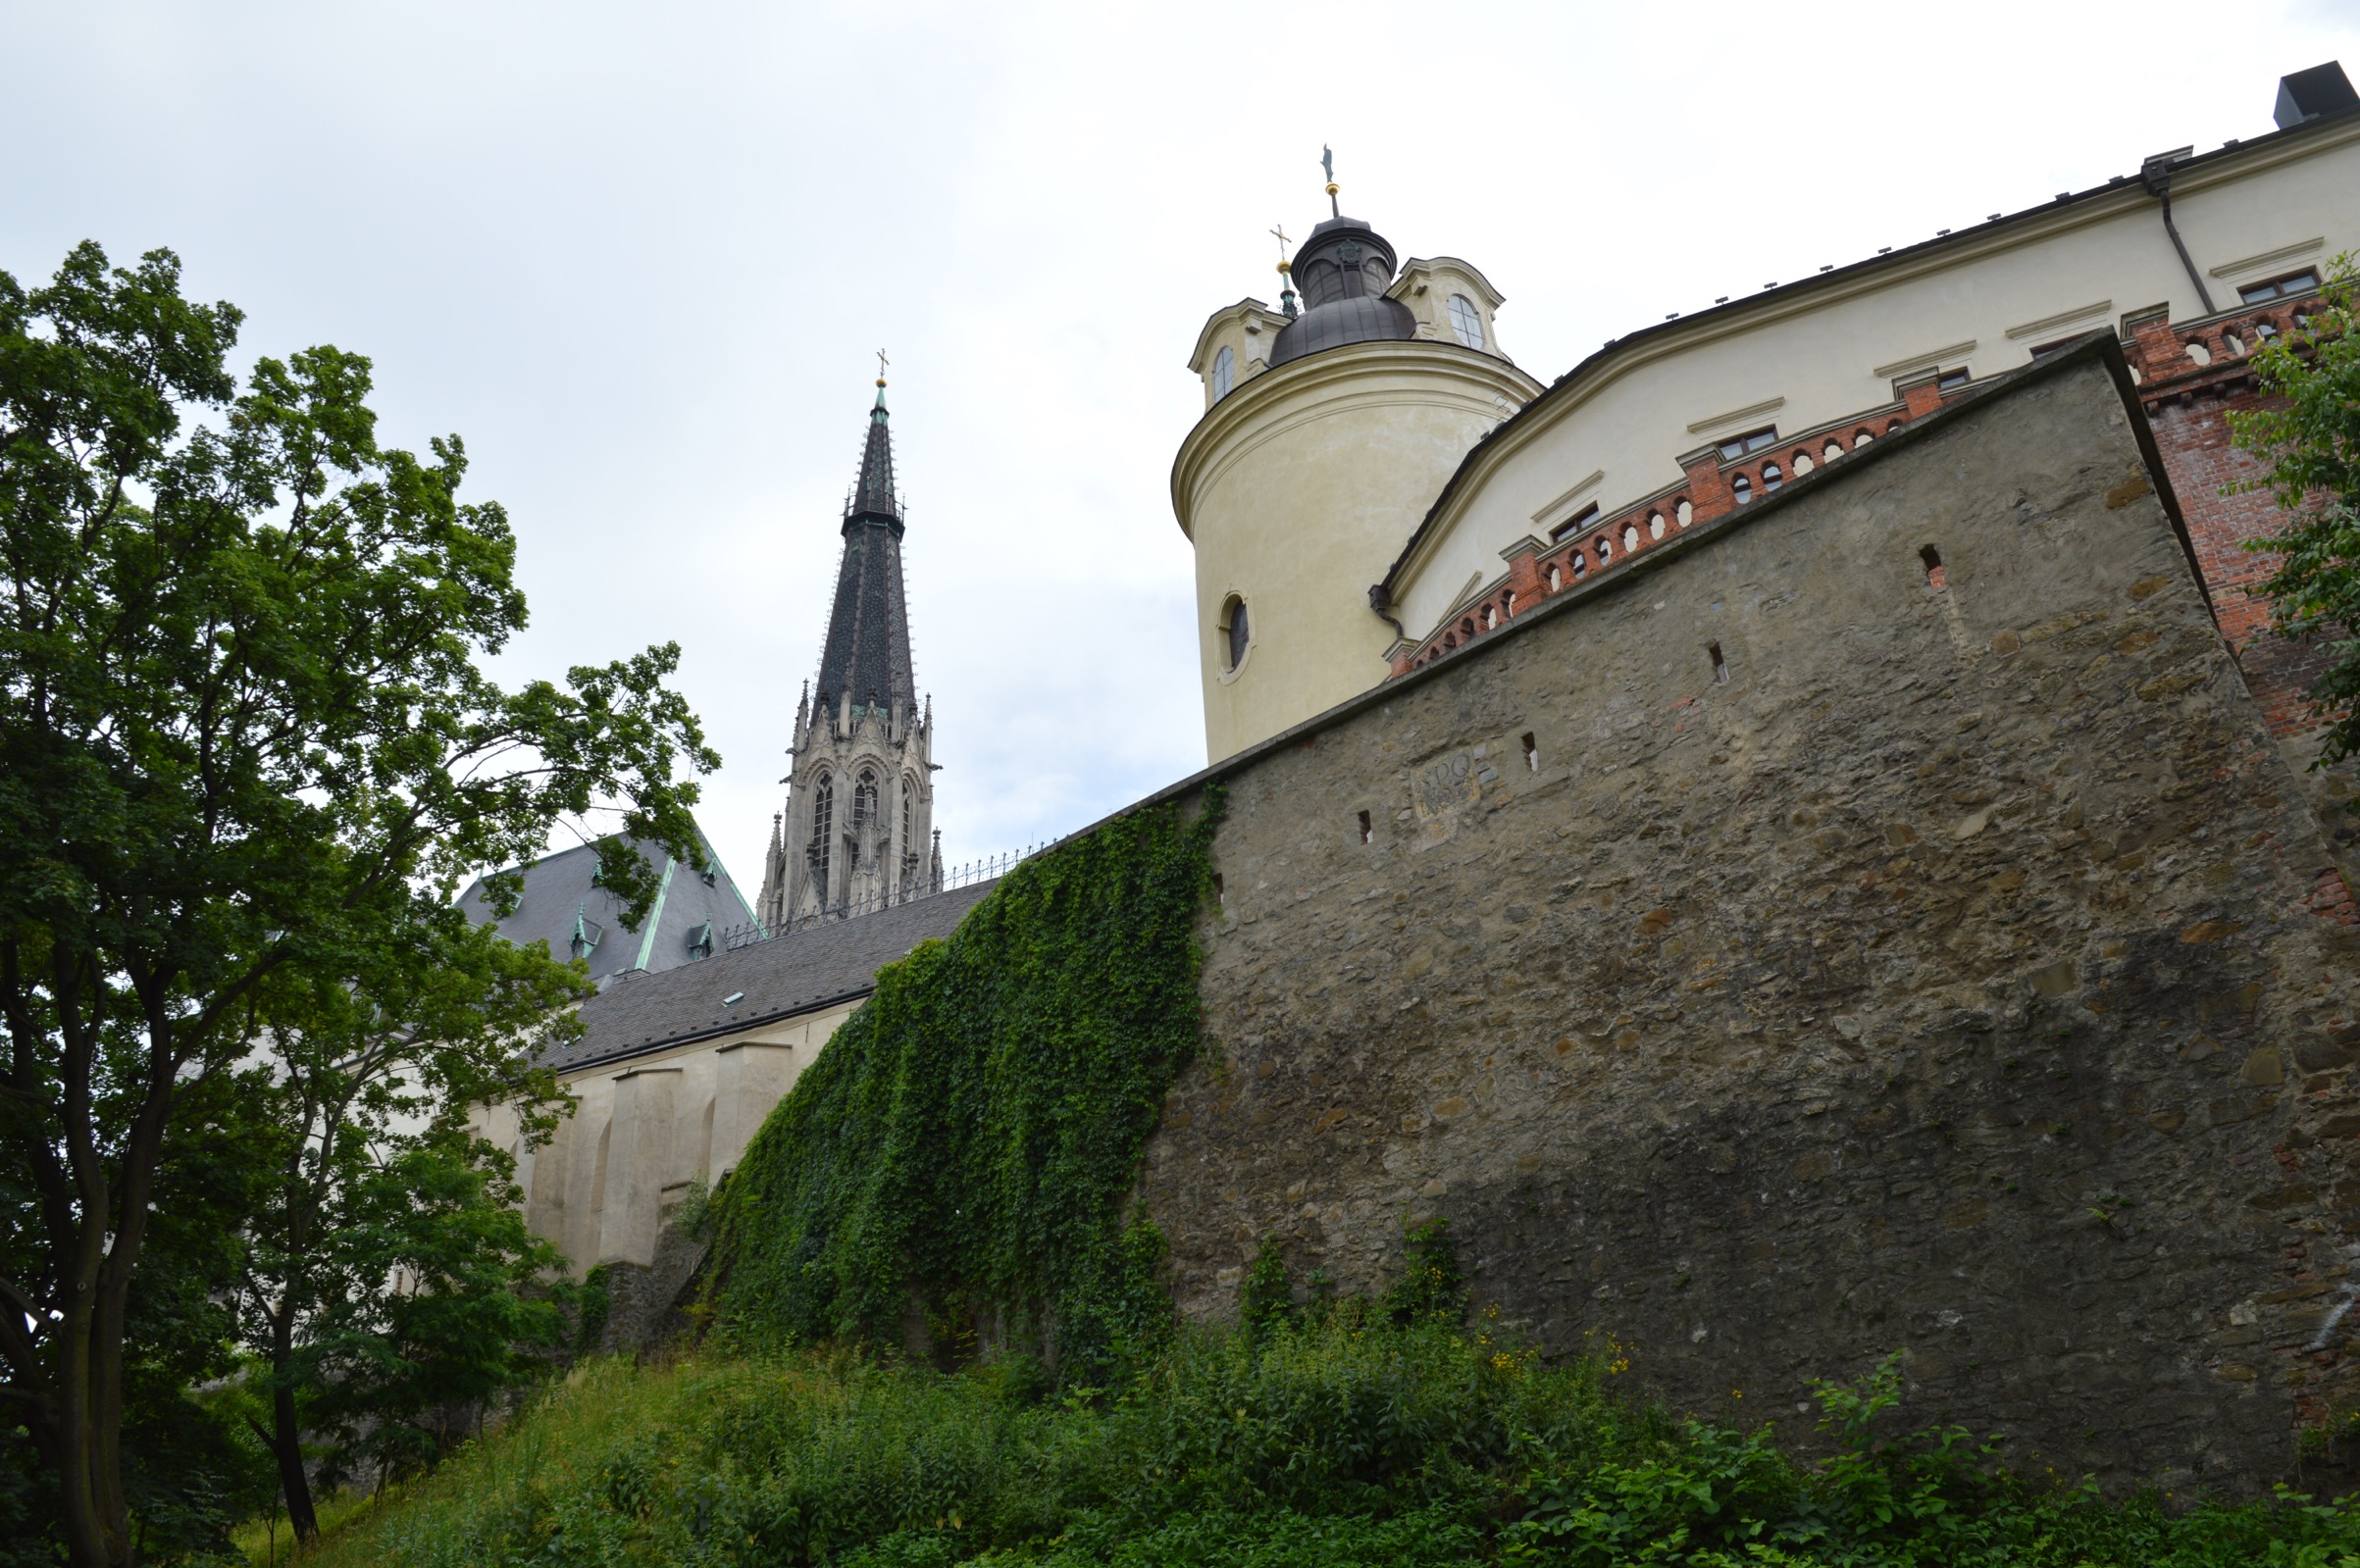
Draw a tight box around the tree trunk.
[271,1379,320,1542]
[266,1276,320,1543]
[55,1284,132,1568]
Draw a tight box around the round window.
[1446,293,1485,349]
[1210,344,1236,401]
[1220,594,1251,673]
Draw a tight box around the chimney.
[2275,61,2358,130]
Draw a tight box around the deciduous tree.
[0,241,713,1567]
[234,914,582,1540]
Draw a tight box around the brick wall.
[1142,347,2360,1492]
[2126,305,2358,900]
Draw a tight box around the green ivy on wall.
[705,793,1220,1384]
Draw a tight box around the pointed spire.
[849,357,899,526]
[814,375,918,721]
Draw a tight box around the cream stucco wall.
[1173,337,1544,761]
[1388,121,2360,642]
[474,996,860,1276]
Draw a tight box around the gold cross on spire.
[1269,223,1293,275]
[875,348,889,386]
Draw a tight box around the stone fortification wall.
[1139,346,2360,1492]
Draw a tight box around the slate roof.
[454,826,759,987]
[544,878,999,1074]
[817,388,917,717]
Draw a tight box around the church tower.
[757,374,941,930]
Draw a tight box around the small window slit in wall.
[1212,873,1226,911]
[1709,643,1728,683]
[1920,544,1947,590]
[1357,810,1372,844]
[1520,732,1538,771]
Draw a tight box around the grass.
[278,1309,2360,1568]
[230,1484,408,1567]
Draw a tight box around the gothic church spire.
[757,370,940,933]
[814,381,916,720]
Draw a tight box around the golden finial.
[1270,223,1293,275]
[1321,144,1339,218]
[875,347,889,387]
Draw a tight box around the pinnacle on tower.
[850,379,900,524]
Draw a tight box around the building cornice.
[1187,296,1291,376]
[1388,256,1508,311]
[1377,103,2360,603]
[552,985,877,1079]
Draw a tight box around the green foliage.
[295,1134,573,1487]
[706,798,1219,1385]
[0,238,712,1562]
[235,912,586,1534]
[283,1318,2360,1568]
[2232,256,2360,769]
[574,1266,614,1358]
[1385,1217,1468,1327]
[1235,1239,1296,1340]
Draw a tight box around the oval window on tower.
[1446,293,1485,350]
[1220,594,1252,673]
[1210,344,1236,401]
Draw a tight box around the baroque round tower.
[1173,191,1544,762]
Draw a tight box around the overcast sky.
[8,0,2358,891]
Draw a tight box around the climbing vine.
[705,793,1220,1384]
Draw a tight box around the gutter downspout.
[1367,582,1409,645]
[2140,151,2218,316]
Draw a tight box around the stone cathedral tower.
[756,377,941,930]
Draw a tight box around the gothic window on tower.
[806,773,834,894]
[1220,594,1251,673]
[1446,294,1485,350]
[853,770,878,831]
[1211,344,1236,401]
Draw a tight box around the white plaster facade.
[1177,91,2360,758]
[474,996,855,1273]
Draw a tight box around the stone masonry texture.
[1138,346,2360,1492]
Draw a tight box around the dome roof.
[1268,214,1417,369]
[1268,294,1418,367]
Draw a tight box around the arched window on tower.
[1446,294,1486,350]
[1210,344,1236,401]
[805,773,834,899]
